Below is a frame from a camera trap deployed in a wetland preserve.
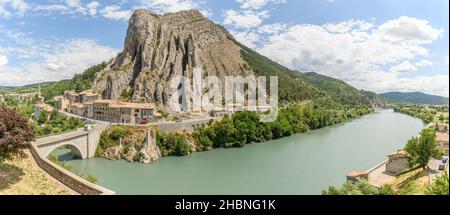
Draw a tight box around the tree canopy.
[0,105,36,162]
[404,128,442,168]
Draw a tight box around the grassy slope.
[0,155,71,195]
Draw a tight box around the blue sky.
[0,0,449,96]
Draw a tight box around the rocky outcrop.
[99,127,161,164]
[140,129,162,164]
[93,9,252,108]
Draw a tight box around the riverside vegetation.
[95,102,373,162]
[393,105,449,124]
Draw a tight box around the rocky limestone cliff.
[100,127,161,164]
[93,9,252,107]
[140,129,162,164]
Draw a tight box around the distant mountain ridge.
[380,92,449,105]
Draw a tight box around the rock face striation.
[93,9,252,107]
[140,129,161,164]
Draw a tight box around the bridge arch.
[43,143,86,160]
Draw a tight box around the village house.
[93,100,112,121]
[64,91,80,103]
[68,103,84,116]
[93,100,156,124]
[53,95,70,111]
[83,102,94,118]
[79,90,100,103]
[34,102,54,120]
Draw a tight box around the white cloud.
[0,39,118,86]
[87,1,100,16]
[414,59,433,67]
[258,23,287,35]
[223,10,268,29]
[389,61,417,73]
[100,5,132,21]
[138,0,202,13]
[444,56,449,65]
[250,16,447,96]
[377,16,443,43]
[33,4,69,13]
[391,75,449,97]
[236,0,286,10]
[0,54,7,66]
[0,0,28,17]
[230,30,261,48]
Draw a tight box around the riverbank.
[0,154,72,195]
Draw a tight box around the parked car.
[442,158,448,164]
[139,119,149,125]
[80,118,87,122]
[84,124,94,131]
[438,164,445,171]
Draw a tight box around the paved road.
[428,156,449,183]
[35,129,88,146]
[59,110,220,128]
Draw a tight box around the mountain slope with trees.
[380,92,449,105]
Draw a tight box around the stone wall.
[29,142,115,195]
[386,157,409,175]
[155,118,211,132]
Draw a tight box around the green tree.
[322,181,379,195]
[404,128,442,169]
[37,110,49,124]
[427,172,449,195]
[0,105,36,162]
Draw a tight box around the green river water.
[53,109,424,194]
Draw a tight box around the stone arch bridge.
[35,124,108,160]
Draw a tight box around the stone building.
[64,91,80,103]
[436,132,449,156]
[68,103,84,116]
[53,95,70,111]
[386,150,410,175]
[34,102,54,120]
[83,102,94,118]
[93,100,156,124]
[79,90,100,103]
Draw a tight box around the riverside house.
[34,102,54,120]
[53,90,156,124]
[94,100,156,124]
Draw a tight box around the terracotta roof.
[35,103,54,112]
[437,132,449,142]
